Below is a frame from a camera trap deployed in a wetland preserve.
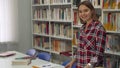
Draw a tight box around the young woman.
[65,1,106,68]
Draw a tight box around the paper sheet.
[34,63,59,68]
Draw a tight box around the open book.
[32,63,61,68]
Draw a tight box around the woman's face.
[78,5,92,23]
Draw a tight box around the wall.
[0,0,32,53]
[17,0,32,53]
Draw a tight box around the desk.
[0,51,64,68]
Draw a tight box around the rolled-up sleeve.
[95,26,106,56]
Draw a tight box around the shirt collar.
[82,20,95,29]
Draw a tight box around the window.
[0,0,18,43]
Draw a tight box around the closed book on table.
[12,59,30,65]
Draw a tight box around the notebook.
[0,51,16,57]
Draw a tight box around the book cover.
[0,51,16,57]
[12,59,30,65]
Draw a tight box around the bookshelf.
[31,0,120,67]
[102,0,120,68]
[31,0,73,61]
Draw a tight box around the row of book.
[33,22,49,35]
[73,0,80,6]
[33,8,49,20]
[73,0,120,9]
[73,0,101,7]
[33,0,101,8]
[33,8,71,21]
[103,0,120,9]
[33,0,71,5]
[103,12,120,32]
[104,56,120,68]
[50,0,71,4]
[34,37,49,49]
[50,8,71,21]
[33,0,50,4]
[51,39,71,52]
[105,34,120,52]
[34,37,72,53]
[33,22,72,38]
[82,0,101,7]
[50,22,72,38]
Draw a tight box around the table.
[0,51,65,68]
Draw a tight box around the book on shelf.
[34,37,41,47]
[60,51,72,56]
[103,0,120,9]
[52,39,71,53]
[103,12,117,31]
[34,37,50,49]
[50,8,71,21]
[41,22,49,34]
[73,10,81,26]
[104,56,119,68]
[50,23,72,38]
[52,39,60,52]
[33,0,50,5]
[42,38,50,49]
[33,8,49,20]
[50,0,71,4]
[33,23,39,33]
[91,0,101,7]
[73,10,78,25]
[118,0,120,9]
[105,34,120,52]
[33,22,49,35]
[79,0,101,7]
[72,29,80,45]
[117,13,120,32]
[33,0,40,4]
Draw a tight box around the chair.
[26,49,37,57]
[37,52,51,61]
[62,60,77,68]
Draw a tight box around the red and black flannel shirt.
[76,21,106,68]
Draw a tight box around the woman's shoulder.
[94,21,106,31]
[94,21,103,27]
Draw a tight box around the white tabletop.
[0,51,64,68]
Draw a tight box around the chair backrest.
[26,49,37,57]
[37,52,51,61]
[62,60,77,68]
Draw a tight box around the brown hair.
[77,1,98,23]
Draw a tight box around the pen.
[32,66,39,68]
[15,56,31,59]
[42,64,51,67]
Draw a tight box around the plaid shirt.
[76,21,106,68]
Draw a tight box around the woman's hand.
[84,63,92,68]
[65,59,76,68]
[65,61,73,68]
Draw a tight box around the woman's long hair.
[77,1,99,24]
